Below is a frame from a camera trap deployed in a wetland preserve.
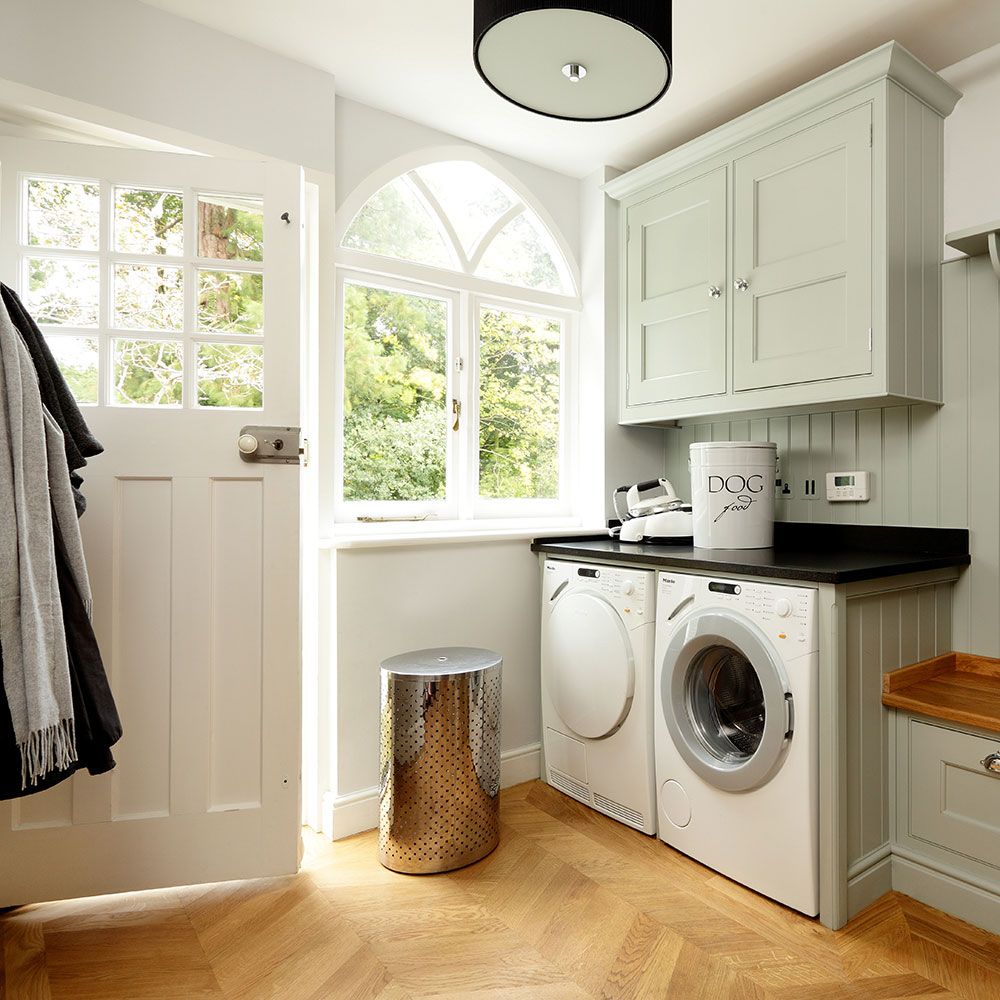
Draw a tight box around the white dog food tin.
[689,441,777,549]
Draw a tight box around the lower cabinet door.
[907,718,1000,871]
[625,166,727,407]
[731,103,873,392]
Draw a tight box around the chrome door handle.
[708,285,722,299]
[734,277,749,292]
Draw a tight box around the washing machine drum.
[662,611,792,792]
[545,591,635,739]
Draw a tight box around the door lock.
[237,425,302,464]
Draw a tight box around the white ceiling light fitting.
[473,1,672,122]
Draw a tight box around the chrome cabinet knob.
[708,285,722,299]
[734,277,749,292]
[982,752,1000,774]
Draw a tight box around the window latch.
[452,398,461,431]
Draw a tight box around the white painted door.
[625,167,727,407]
[732,104,873,391]
[0,138,303,905]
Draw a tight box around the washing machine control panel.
[658,573,817,652]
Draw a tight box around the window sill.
[320,519,604,550]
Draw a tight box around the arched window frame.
[333,147,583,531]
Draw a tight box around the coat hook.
[280,211,291,224]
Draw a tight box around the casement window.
[335,159,580,526]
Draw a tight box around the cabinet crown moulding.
[604,40,962,202]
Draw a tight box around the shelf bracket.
[989,231,1000,281]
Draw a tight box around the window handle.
[452,398,461,431]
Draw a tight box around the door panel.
[0,138,302,905]
[626,168,727,405]
[733,105,873,391]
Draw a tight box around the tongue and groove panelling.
[663,255,998,655]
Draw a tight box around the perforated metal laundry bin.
[379,647,502,874]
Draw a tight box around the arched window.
[341,161,575,295]
[335,158,579,529]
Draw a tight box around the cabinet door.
[625,167,727,406]
[732,104,873,391]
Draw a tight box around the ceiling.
[138,0,1000,178]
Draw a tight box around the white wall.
[327,102,595,836]
[940,41,1000,240]
[0,0,336,171]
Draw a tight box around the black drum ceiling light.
[473,1,672,122]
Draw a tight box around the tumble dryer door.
[544,592,635,739]
[661,611,792,792]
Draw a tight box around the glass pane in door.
[685,646,765,762]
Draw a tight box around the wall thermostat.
[826,471,870,502]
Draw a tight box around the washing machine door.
[661,610,792,792]
[545,591,635,739]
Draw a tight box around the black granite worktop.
[531,523,970,584]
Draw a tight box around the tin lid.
[689,441,777,451]
[380,646,502,677]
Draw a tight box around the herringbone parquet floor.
[2,781,999,999]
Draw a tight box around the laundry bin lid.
[380,646,502,680]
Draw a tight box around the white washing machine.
[653,572,819,915]
[541,559,656,834]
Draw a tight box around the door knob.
[708,285,722,299]
[237,433,259,455]
[734,277,749,292]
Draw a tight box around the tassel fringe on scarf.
[20,717,77,789]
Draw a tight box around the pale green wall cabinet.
[608,42,961,425]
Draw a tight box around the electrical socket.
[802,478,818,499]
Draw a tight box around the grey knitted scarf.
[0,298,77,787]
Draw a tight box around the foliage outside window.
[21,177,266,409]
[337,159,576,525]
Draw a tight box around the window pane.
[413,162,515,255]
[114,187,183,255]
[24,257,99,327]
[342,282,448,502]
[47,336,98,405]
[197,343,263,408]
[198,194,264,262]
[27,178,99,251]
[197,270,263,334]
[476,209,571,294]
[479,306,561,500]
[113,263,184,331]
[112,339,183,407]
[341,177,456,269]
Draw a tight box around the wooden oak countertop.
[882,653,1000,734]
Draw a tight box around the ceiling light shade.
[473,1,672,122]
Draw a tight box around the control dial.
[775,597,793,618]
[622,581,635,596]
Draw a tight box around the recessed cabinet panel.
[755,276,847,361]
[626,168,727,405]
[642,312,712,382]
[907,719,1000,871]
[755,147,847,265]
[643,203,711,300]
[733,104,873,391]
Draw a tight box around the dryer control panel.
[544,560,654,624]
[657,573,817,653]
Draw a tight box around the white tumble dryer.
[541,559,656,834]
[653,572,819,915]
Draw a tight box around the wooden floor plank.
[1,781,999,999]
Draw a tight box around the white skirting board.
[321,742,542,841]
